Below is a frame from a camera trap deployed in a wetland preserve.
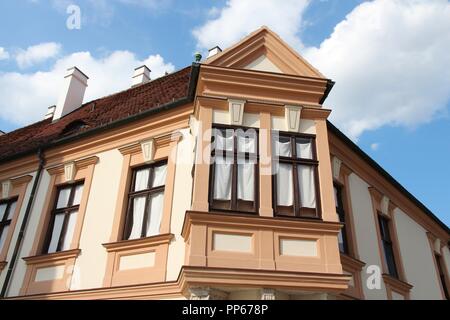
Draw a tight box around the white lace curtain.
[213,129,256,202]
[273,137,316,208]
[128,165,166,240]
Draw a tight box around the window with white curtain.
[272,133,320,218]
[44,182,84,253]
[0,198,18,254]
[210,127,258,213]
[123,161,167,240]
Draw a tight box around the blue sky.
[0,0,449,226]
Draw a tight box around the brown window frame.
[122,160,168,240]
[42,181,84,254]
[334,182,350,254]
[272,132,321,219]
[378,214,399,279]
[209,125,259,214]
[0,197,18,251]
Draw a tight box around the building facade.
[0,27,448,300]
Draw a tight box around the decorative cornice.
[47,156,99,176]
[23,249,81,265]
[119,132,182,156]
[11,175,33,187]
[102,233,174,252]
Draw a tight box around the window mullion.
[141,195,151,238]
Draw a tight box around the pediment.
[205,26,325,79]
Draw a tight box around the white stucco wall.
[166,129,195,281]
[443,245,450,282]
[347,173,387,299]
[70,149,122,290]
[394,208,443,299]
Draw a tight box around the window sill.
[340,254,366,299]
[382,273,413,300]
[22,249,81,265]
[102,233,174,252]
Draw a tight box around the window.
[43,182,84,254]
[334,183,349,254]
[210,126,258,213]
[123,161,167,240]
[435,253,450,300]
[272,133,320,218]
[0,198,17,253]
[378,215,399,278]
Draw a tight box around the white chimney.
[53,67,88,121]
[45,105,56,120]
[208,46,222,58]
[132,65,151,87]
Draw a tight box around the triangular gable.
[205,26,325,79]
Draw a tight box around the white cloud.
[192,0,310,52]
[194,0,450,140]
[0,50,175,126]
[305,0,450,139]
[0,47,9,60]
[15,42,62,69]
[370,143,380,151]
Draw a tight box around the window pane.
[0,204,7,220]
[134,168,150,192]
[128,196,146,240]
[7,201,17,220]
[47,214,65,253]
[273,136,291,157]
[213,156,233,200]
[214,129,234,151]
[297,165,316,208]
[237,158,255,201]
[56,187,71,209]
[384,242,398,278]
[0,225,9,253]
[237,130,257,153]
[60,211,77,251]
[145,191,164,237]
[151,164,167,188]
[72,184,84,206]
[276,163,293,206]
[296,138,313,159]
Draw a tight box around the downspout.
[0,148,45,298]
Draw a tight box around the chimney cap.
[66,66,89,80]
[208,46,222,58]
[134,65,151,72]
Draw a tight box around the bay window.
[272,133,320,218]
[43,182,84,254]
[210,126,258,213]
[123,161,167,240]
[0,198,17,253]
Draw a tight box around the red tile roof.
[0,66,193,163]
